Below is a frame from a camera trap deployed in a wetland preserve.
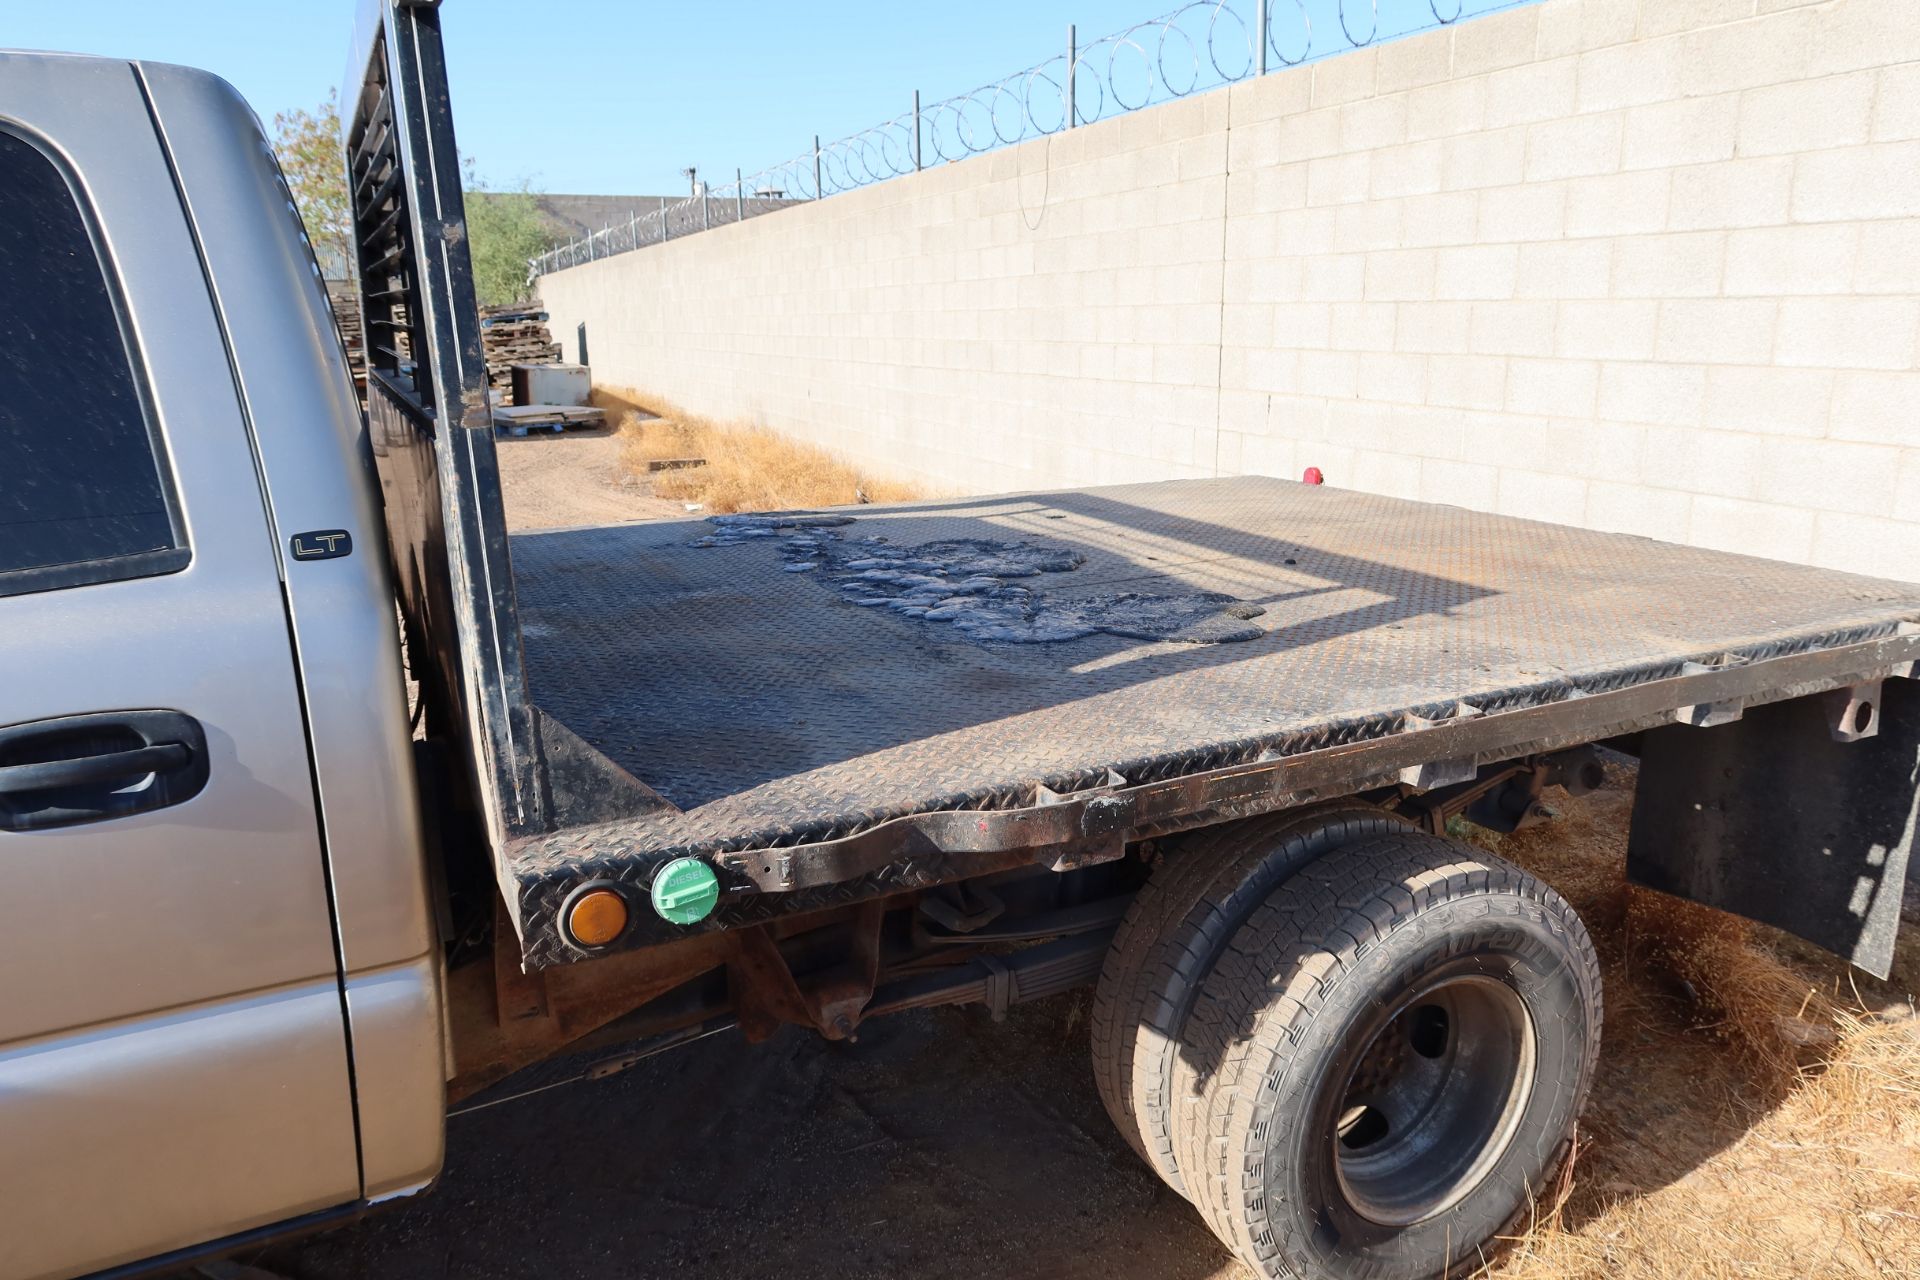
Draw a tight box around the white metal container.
[512,362,590,407]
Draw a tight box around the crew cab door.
[0,56,360,1279]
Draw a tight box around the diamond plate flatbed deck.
[503,476,1920,966]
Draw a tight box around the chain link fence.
[530,0,1534,277]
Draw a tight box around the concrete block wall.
[538,0,1920,580]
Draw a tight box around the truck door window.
[0,128,187,597]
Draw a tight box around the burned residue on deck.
[691,515,1267,645]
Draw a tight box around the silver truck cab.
[0,42,443,1280]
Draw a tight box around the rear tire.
[1179,831,1602,1279]
[1089,803,1410,1196]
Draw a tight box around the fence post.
[1256,0,1268,74]
[813,134,823,199]
[736,167,745,221]
[703,188,711,230]
[913,89,923,171]
[628,208,636,251]
[1066,25,1078,128]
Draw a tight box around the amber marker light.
[567,888,629,947]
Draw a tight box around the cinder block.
[1585,478,1694,541]
[1667,157,1794,230]
[1791,142,1920,223]
[1307,152,1374,206]
[1298,350,1362,397]
[1359,352,1430,404]
[1806,0,1920,77]
[1428,353,1512,410]
[1240,346,1301,394]
[1756,436,1903,516]
[1269,392,1335,441]
[1494,467,1593,525]
[1377,29,1454,94]
[1331,301,1399,350]
[1725,223,1860,297]
[1737,71,1877,158]
[1350,447,1427,499]
[1365,249,1440,301]
[1303,252,1369,300]
[1436,244,1521,300]
[1333,200,1405,253]
[1476,182,1569,243]
[1312,47,1380,108]
[1524,112,1626,181]
[1622,94,1740,171]
[1518,238,1615,300]
[1830,371,1920,445]
[1272,206,1338,255]
[1557,300,1660,360]
[1678,9,1814,96]
[1776,298,1920,370]
[1486,58,1581,129]
[1598,360,1707,426]
[1238,430,1299,479]
[1407,78,1491,142]
[1655,298,1777,365]
[1876,64,1920,142]
[1567,169,1670,237]
[1549,416,1648,478]
[1576,38,1684,113]
[1228,118,1284,173]
[1896,450,1920,523]
[1610,231,1725,298]
[1341,94,1411,151]
[1453,5,1543,77]
[1396,301,1475,353]
[1472,300,1560,356]
[1638,0,1764,38]
[1507,356,1600,414]
[1267,303,1328,353]
[1703,366,1835,437]
[1809,510,1920,578]
[1535,0,1640,58]
[1276,107,1345,162]
[1650,428,1764,499]
[1371,141,1447,199]
[1442,127,1529,191]
[1398,191,1482,248]
[1420,456,1503,510]
[1227,63,1315,126]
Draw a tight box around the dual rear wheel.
[1092,810,1602,1280]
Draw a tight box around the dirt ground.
[248,439,1918,1280]
[492,426,685,531]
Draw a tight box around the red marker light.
[1302,466,1325,485]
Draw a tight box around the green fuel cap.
[650,857,720,925]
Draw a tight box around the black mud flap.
[1628,678,1918,979]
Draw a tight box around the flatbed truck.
[1,4,1916,1277]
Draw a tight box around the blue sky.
[8,0,1201,195]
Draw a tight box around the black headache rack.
[344,0,660,930]
[345,0,1920,981]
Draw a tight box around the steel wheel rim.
[1329,973,1536,1227]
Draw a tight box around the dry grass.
[593,386,920,514]
[1446,767,1920,1280]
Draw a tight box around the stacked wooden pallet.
[480,306,562,404]
[324,279,367,394]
